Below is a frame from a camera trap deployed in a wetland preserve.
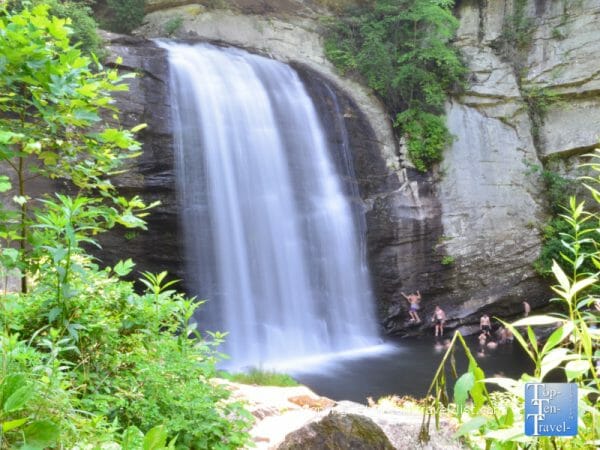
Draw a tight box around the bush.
[5,0,101,55]
[323,0,466,171]
[103,0,146,34]
[0,6,252,448]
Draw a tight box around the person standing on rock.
[401,290,421,323]
[431,305,446,337]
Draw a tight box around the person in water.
[431,305,446,337]
[401,290,421,323]
[480,314,492,337]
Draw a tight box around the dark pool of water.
[290,336,533,404]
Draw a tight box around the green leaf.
[122,425,144,450]
[143,425,168,450]
[526,326,538,354]
[540,348,569,380]
[3,386,34,412]
[565,359,590,381]
[114,258,135,277]
[0,175,11,192]
[484,425,528,442]
[569,276,597,298]
[1,373,27,403]
[1,417,29,432]
[454,416,488,437]
[551,260,571,295]
[453,372,474,417]
[541,322,573,354]
[23,420,59,447]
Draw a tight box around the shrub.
[103,0,146,34]
[323,0,466,171]
[0,6,252,448]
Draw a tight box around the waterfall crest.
[161,42,380,368]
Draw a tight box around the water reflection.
[292,336,532,403]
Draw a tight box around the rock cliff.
[97,0,600,335]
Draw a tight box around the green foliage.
[498,0,533,52]
[440,255,454,266]
[223,368,300,387]
[103,0,146,34]
[323,0,466,171]
[6,0,101,55]
[0,4,156,292]
[164,16,183,36]
[422,152,600,448]
[526,165,596,278]
[0,6,252,449]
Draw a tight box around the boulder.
[277,411,395,450]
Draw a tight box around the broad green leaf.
[502,406,514,427]
[540,348,569,380]
[3,386,34,412]
[0,175,11,192]
[23,420,59,447]
[541,322,573,355]
[1,248,19,264]
[0,130,23,144]
[565,359,590,381]
[1,373,27,402]
[143,425,168,450]
[569,276,597,298]
[121,425,144,450]
[1,417,28,432]
[453,372,474,417]
[484,425,524,442]
[114,259,135,277]
[551,260,570,295]
[454,416,488,437]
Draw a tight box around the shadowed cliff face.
[94,33,184,280]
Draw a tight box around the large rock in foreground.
[218,380,464,449]
[278,411,394,450]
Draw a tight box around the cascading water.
[161,42,380,369]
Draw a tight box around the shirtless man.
[432,305,446,337]
[401,291,421,323]
[480,314,492,337]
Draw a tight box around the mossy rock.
[278,411,394,450]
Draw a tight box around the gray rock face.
[99,0,600,335]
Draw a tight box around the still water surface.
[286,336,532,403]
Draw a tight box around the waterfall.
[160,42,380,369]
